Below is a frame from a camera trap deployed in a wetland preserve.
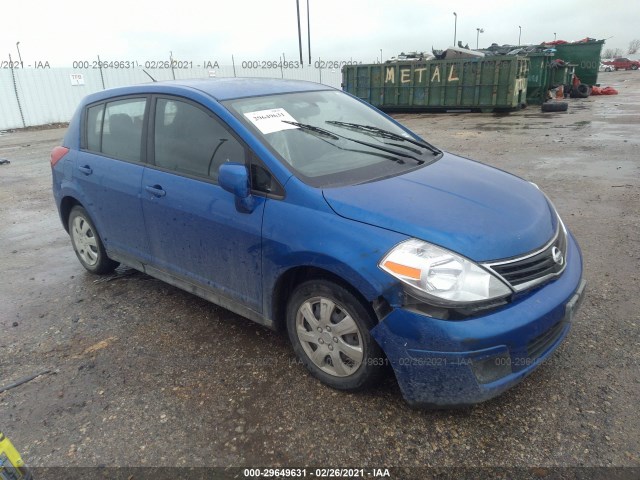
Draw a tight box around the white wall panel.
[0,66,343,130]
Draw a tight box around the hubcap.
[71,216,99,266]
[295,296,364,377]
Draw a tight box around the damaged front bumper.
[371,233,585,407]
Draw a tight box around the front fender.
[261,193,407,323]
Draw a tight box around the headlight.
[379,239,512,305]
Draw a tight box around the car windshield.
[224,90,441,187]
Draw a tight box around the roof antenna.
[142,69,157,82]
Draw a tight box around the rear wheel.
[286,279,385,391]
[68,206,119,274]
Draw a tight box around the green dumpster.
[549,62,573,88]
[525,53,552,104]
[342,56,529,113]
[523,54,574,104]
[551,40,604,86]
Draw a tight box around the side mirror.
[218,162,255,213]
[219,163,250,198]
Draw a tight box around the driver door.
[141,96,265,312]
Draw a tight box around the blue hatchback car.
[51,78,585,407]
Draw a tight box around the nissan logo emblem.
[552,247,564,266]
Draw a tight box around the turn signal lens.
[382,261,421,280]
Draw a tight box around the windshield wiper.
[326,121,442,155]
[282,121,339,140]
[283,120,425,164]
[313,136,411,164]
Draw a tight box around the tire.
[632,65,639,70]
[541,102,568,112]
[286,279,385,391]
[68,206,119,274]
[605,67,612,72]
[571,83,590,98]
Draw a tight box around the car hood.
[322,153,557,262]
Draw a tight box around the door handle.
[145,185,166,197]
[78,165,92,175]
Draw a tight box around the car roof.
[81,78,335,104]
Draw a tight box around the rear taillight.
[50,146,69,167]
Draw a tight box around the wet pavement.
[1,71,639,471]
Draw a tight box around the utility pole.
[476,28,484,49]
[453,12,457,46]
[296,0,303,65]
[307,0,311,65]
[518,26,522,46]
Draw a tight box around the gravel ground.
[1,71,638,474]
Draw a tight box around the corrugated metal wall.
[0,66,343,130]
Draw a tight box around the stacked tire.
[571,83,590,98]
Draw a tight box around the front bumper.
[371,233,585,407]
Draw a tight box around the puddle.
[523,113,565,119]
[535,155,638,178]
[474,123,520,131]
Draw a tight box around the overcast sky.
[3,0,639,67]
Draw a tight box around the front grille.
[484,222,568,292]
[527,320,566,360]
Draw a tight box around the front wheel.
[68,206,119,274]
[631,65,639,70]
[286,280,385,391]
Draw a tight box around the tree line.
[603,39,640,59]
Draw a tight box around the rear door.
[75,97,151,263]
[140,96,265,312]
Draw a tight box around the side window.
[153,98,245,180]
[85,98,146,162]
[102,99,146,162]
[86,104,104,151]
